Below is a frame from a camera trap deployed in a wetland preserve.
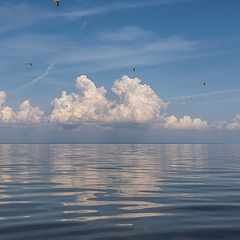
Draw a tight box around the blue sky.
[1,0,240,143]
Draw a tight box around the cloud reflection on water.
[0,144,235,231]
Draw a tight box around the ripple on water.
[0,144,240,240]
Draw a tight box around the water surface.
[0,144,240,239]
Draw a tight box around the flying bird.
[25,62,32,67]
[54,0,60,7]
[132,67,136,72]
[202,82,207,87]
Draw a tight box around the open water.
[0,144,240,240]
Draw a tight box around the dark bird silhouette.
[202,82,207,87]
[25,62,32,66]
[132,67,136,72]
[54,0,60,7]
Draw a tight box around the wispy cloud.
[0,26,203,90]
[51,0,192,20]
[0,0,195,32]
[53,34,200,72]
[166,88,240,101]
[97,26,154,42]
[0,3,50,33]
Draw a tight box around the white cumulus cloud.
[0,75,209,130]
[211,115,240,130]
[49,75,168,124]
[0,91,44,124]
[14,100,44,123]
[225,115,240,130]
[109,75,167,123]
[49,75,112,123]
[164,115,208,129]
[211,120,228,130]
[0,91,6,106]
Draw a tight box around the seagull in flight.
[25,62,32,67]
[54,0,60,7]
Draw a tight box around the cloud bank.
[164,115,207,129]
[0,91,44,124]
[49,75,168,123]
[0,75,210,130]
[3,74,240,131]
[211,115,240,130]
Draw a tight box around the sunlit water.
[1,144,240,240]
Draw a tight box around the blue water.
[0,144,240,240]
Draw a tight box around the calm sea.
[0,144,240,240]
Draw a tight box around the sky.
[1,0,240,143]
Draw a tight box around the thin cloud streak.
[51,0,191,20]
[26,63,55,87]
[0,0,190,32]
[52,35,200,73]
[10,63,55,94]
[166,88,240,101]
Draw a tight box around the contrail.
[9,63,55,94]
[166,88,240,101]
[24,63,55,87]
